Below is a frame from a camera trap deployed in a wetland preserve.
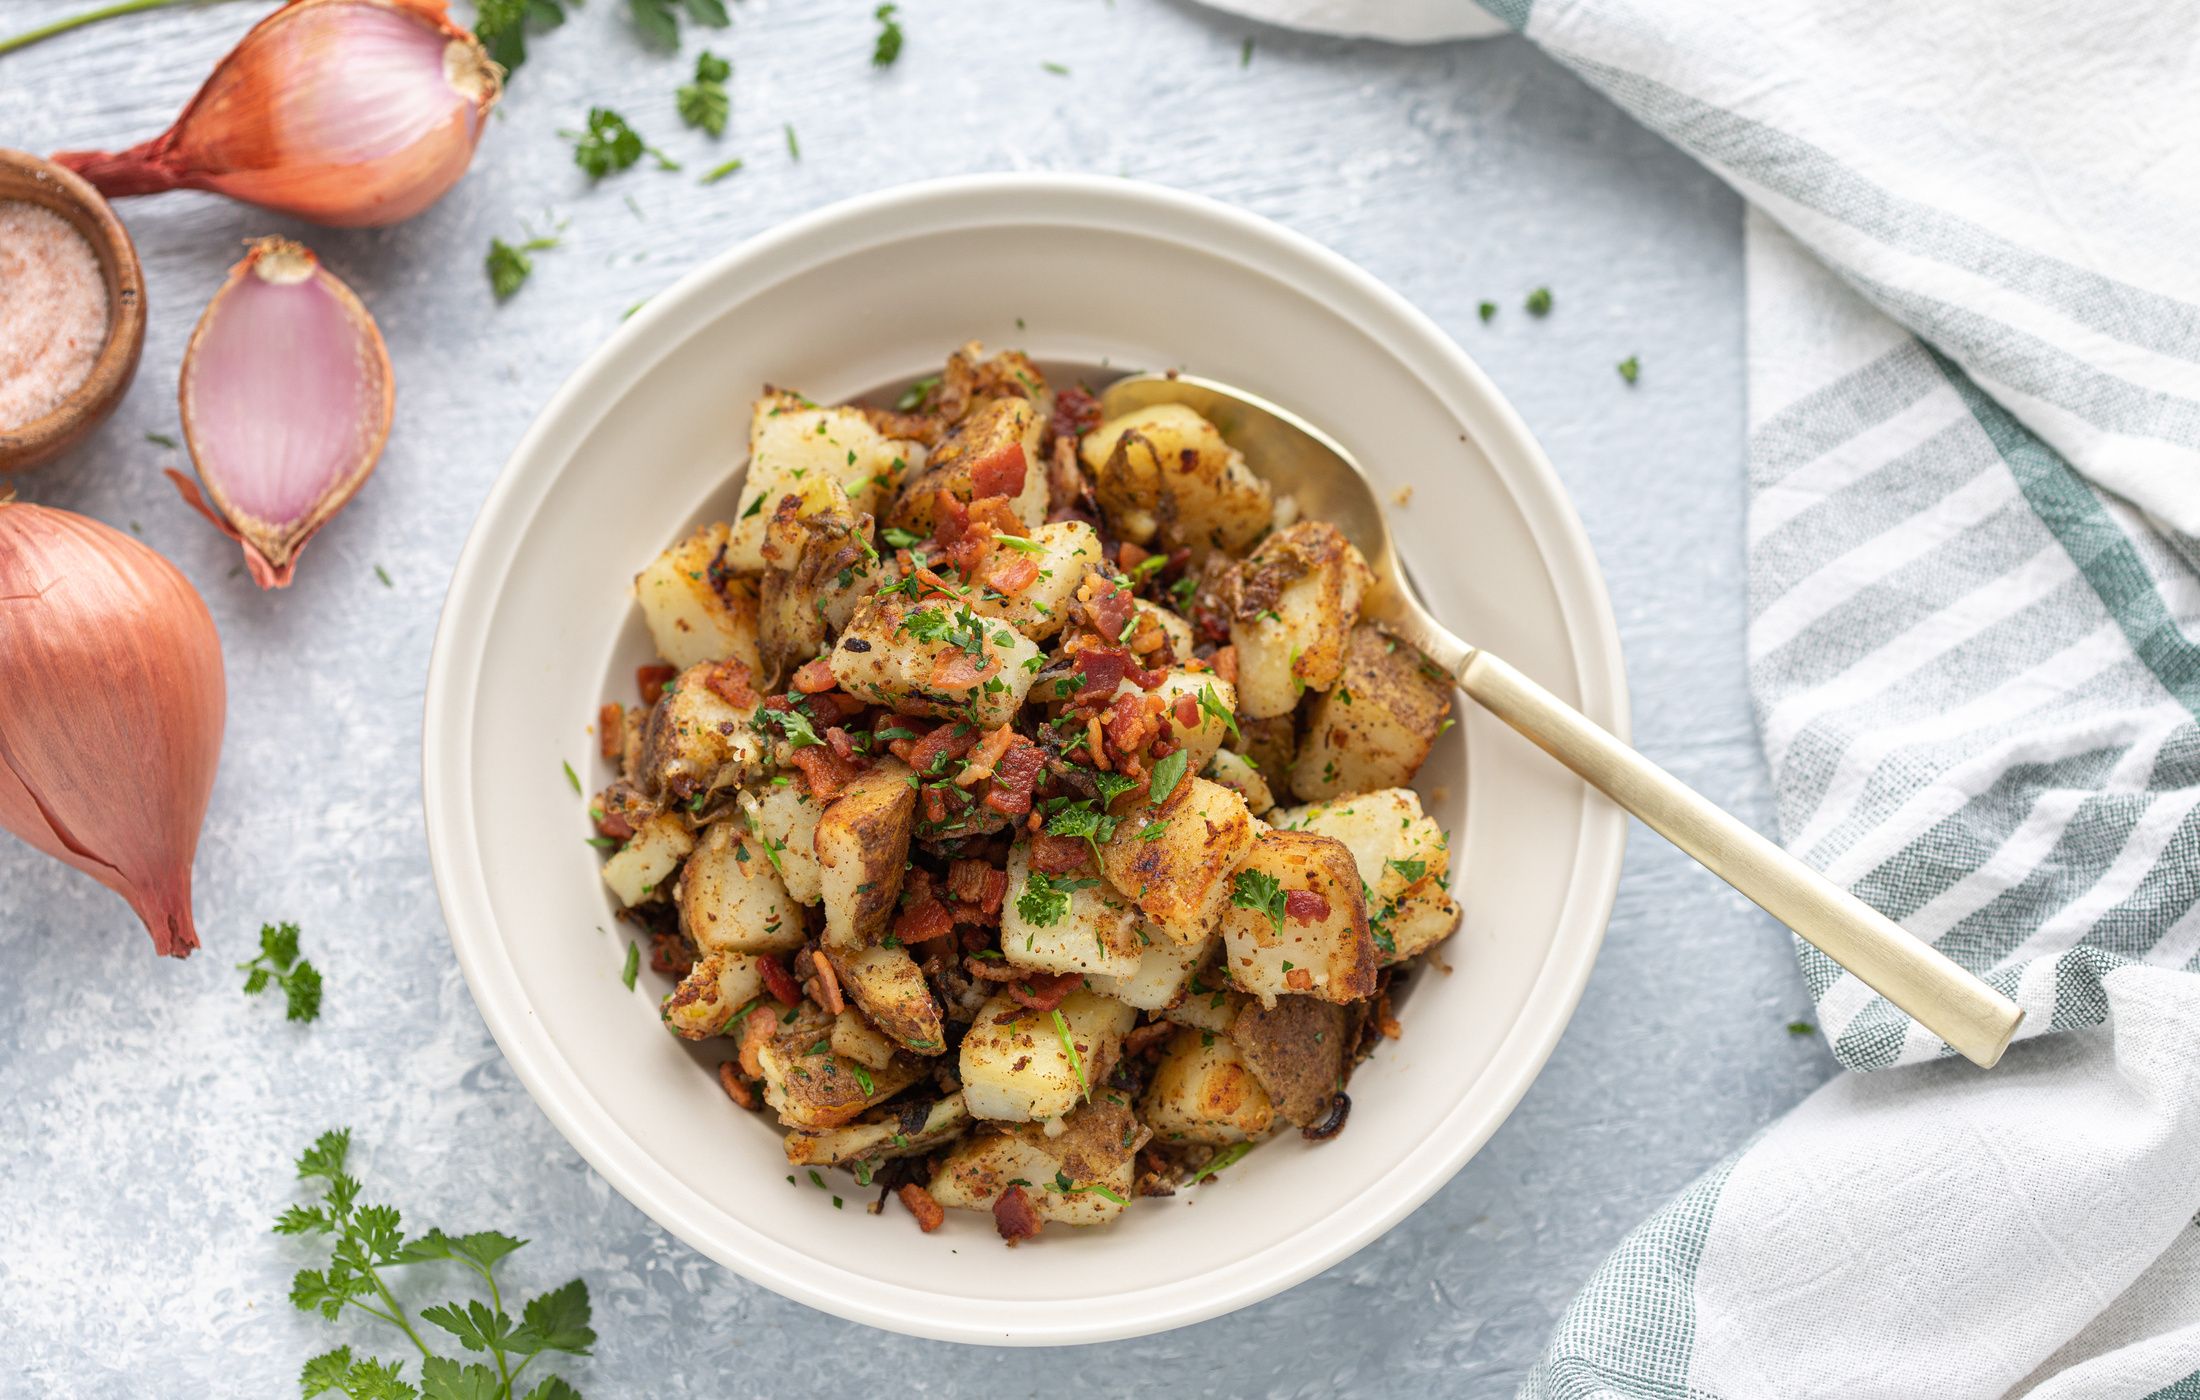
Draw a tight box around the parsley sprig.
[240,920,322,1023]
[281,1130,594,1400]
[629,0,727,48]
[1016,870,1097,928]
[871,3,903,66]
[472,0,569,75]
[566,108,678,179]
[486,234,559,302]
[676,50,731,136]
[1231,868,1286,936]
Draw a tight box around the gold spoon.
[1101,371,2024,1069]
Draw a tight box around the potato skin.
[813,758,917,948]
[1290,625,1453,801]
[828,941,946,1054]
[1223,521,1374,720]
[660,952,769,1039]
[1230,994,1353,1128]
[1000,842,1146,978]
[784,1095,970,1168]
[756,485,884,680]
[634,522,763,672]
[1274,788,1461,964]
[1219,827,1378,1005]
[742,783,823,905]
[1079,403,1272,559]
[1205,748,1275,816]
[1139,1026,1275,1146]
[889,396,1048,534]
[927,1099,1143,1227]
[728,393,916,572]
[757,1023,921,1132]
[637,661,768,803]
[1097,777,1256,945]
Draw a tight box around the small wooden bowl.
[0,149,146,472]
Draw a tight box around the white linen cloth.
[1198,2,2200,1395]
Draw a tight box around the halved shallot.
[0,495,226,957]
[52,0,500,228]
[171,237,393,588]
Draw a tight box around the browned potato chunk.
[1290,625,1453,800]
[888,396,1048,535]
[756,1016,922,1131]
[928,1099,1144,1228]
[827,591,1042,726]
[1222,522,1374,719]
[636,661,770,803]
[659,952,769,1039]
[1219,828,1377,1005]
[676,819,805,955]
[828,942,946,1054]
[814,758,916,949]
[1097,777,1256,945]
[1139,1026,1275,1146]
[959,990,1134,1122]
[1080,403,1272,559]
[756,482,885,679]
[634,522,763,672]
[1231,994,1353,1128]
[1237,714,1298,782]
[784,1095,971,1168]
[727,394,917,572]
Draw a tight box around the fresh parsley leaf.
[1786,1020,1817,1037]
[881,526,923,549]
[512,1279,596,1356]
[1045,798,1117,857]
[700,157,744,185]
[1188,1141,1253,1182]
[1016,870,1095,928]
[239,920,322,1022]
[1387,857,1427,884]
[472,0,569,76]
[1617,355,1640,385]
[871,2,903,65]
[1525,286,1552,316]
[419,1356,502,1400]
[1145,748,1190,806]
[758,705,822,749]
[677,50,731,136]
[628,0,727,48]
[1052,1169,1128,1205]
[784,122,800,160]
[1240,36,1253,67]
[1091,771,1142,806]
[621,941,640,989]
[893,375,940,412]
[1478,300,1497,323]
[568,107,644,178]
[1138,821,1166,841]
[1231,868,1286,936]
[1196,684,1240,742]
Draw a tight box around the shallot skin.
[52,0,501,229]
[0,502,225,957]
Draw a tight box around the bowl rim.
[423,172,1630,1346]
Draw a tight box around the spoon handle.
[1456,649,2024,1068]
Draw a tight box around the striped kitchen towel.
[1200,0,2200,1394]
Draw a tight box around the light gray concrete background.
[0,1,1837,1394]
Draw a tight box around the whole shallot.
[171,236,393,588]
[0,494,225,957]
[52,0,500,228]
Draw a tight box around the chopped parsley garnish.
[676,50,731,136]
[871,2,903,65]
[881,526,924,550]
[1618,355,1640,384]
[486,233,558,301]
[758,706,822,749]
[621,941,641,989]
[700,157,744,185]
[1045,797,1118,858]
[784,122,801,160]
[1138,821,1167,841]
[1231,868,1286,935]
[1387,857,1427,884]
[1051,1008,1089,1099]
[238,920,321,1023]
[894,375,940,412]
[993,534,1046,554]
[566,106,678,178]
[1525,286,1552,316]
[1053,1170,1127,1205]
[629,0,729,48]
[562,759,582,793]
[1478,300,1497,322]
[1144,747,1189,806]
[1041,60,1069,75]
[851,1063,876,1095]
[1017,870,1096,928]
[1092,771,1142,806]
[1196,684,1240,741]
[1787,1020,1817,1037]
[471,0,570,74]
[1188,1141,1253,1182]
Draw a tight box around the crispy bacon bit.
[1050,385,1101,442]
[895,719,981,774]
[790,745,866,801]
[899,1182,946,1233]
[799,948,845,1016]
[637,664,677,706]
[1103,692,1164,760]
[808,690,871,722]
[1285,889,1332,925]
[1088,583,1134,644]
[791,657,838,693]
[758,954,802,1008]
[1375,990,1403,1040]
[1284,968,1314,992]
[1172,692,1201,730]
[648,931,694,978]
[930,648,1000,692]
[718,1061,758,1110]
[737,1005,776,1076]
[967,495,1025,538]
[1069,645,1162,699]
[895,894,959,946]
[1006,970,1082,1012]
[947,859,1008,917]
[981,737,1046,816]
[1028,833,1092,876]
[979,552,1040,597]
[598,703,624,759]
[704,657,758,708]
[993,1184,1043,1243]
[1211,645,1239,685]
[1085,716,1109,770]
[969,440,1028,499]
[1118,541,1152,576]
[956,726,1018,787]
[825,726,860,762]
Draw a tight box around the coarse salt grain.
[0,199,110,431]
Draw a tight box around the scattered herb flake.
[373,565,393,588]
[621,941,641,989]
[1189,1141,1253,1182]
[1525,286,1552,316]
[144,430,178,449]
[1618,355,1640,385]
[871,2,902,66]
[700,157,744,185]
[1231,868,1286,936]
[1041,60,1069,75]
[238,920,321,1023]
[676,49,732,136]
[784,123,801,160]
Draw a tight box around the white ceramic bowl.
[424,174,1628,1346]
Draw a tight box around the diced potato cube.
[634,523,764,672]
[741,782,824,905]
[676,819,804,955]
[755,481,886,676]
[1380,882,1462,963]
[1223,522,1374,719]
[888,396,1048,534]
[757,1026,921,1132]
[959,990,1135,1123]
[968,520,1102,642]
[1205,748,1274,815]
[828,942,945,1054]
[1290,625,1453,800]
[928,1099,1143,1228]
[1087,933,1211,1011]
[1219,828,1378,1005]
[1138,669,1237,779]
[1097,776,1255,945]
[600,811,693,907]
[814,758,916,948]
[1080,403,1272,558]
[1274,788,1449,903]
[784,1094,971,1168]
[828,592,1042,727]
[1000,842,1146,979]
[1140,1026,1275,1146]
[1162,986,1247,1035]
[829,1007,901,1071]
[637,661,769,802]
[727,394,917,571]
[1238,714,1297,781]
[660,952,768,1039]
[1136,599,1194,660]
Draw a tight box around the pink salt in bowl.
[0,149,146,473]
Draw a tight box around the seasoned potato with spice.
[1237,713,1298,783]
[1278,788,1463,964]
[1080,403,1272,559]
[1097,776,1255,945]
[756,1024,922,1132]
[1086,933,1212,1011]
[756,482,885,678]
[727,393,918,572]
[676,819,805,955]
[634,522,764,672]
[1219,827,1378,1006]
[1230,994,1352,1128]
[928,1099,1143,1228]
[828,942,945,1054]
[1381,882,1462,963]
[1222,522,1375,720]
[889,396,1049,534]
[740,783,823,905]
[958,989,1135,1123]
[660,952,769,1039]
[1142,669,1238,779]
[599,810,693,907]
[784,1095,971,1168]
[637,661,769,803]
[1290,624,1453,800]
[1134,598,1195,660]
[966,519,1103,642]
[829,591,1042,727]
[829,1007,901,1071]
[1162,986,1247,1035]
[1000,842,1146,979]
[813,757,916,948]
[1140,1026,1276,1146]
[1205,748,1275,815]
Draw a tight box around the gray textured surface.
[0,2,1837,1394]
